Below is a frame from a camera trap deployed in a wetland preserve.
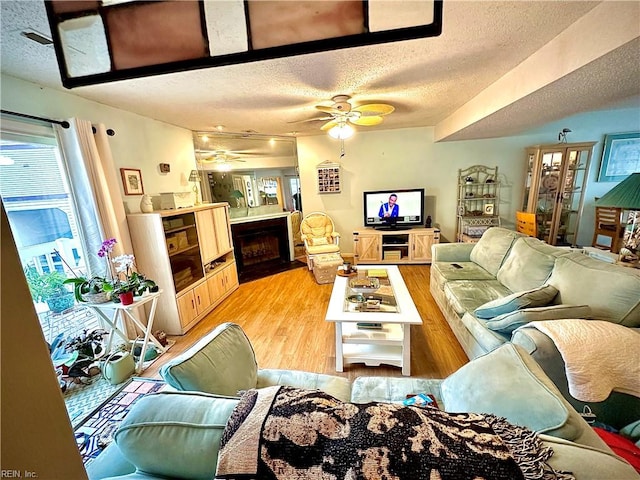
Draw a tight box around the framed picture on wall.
[316,161,341,193]
[120,168,144,195]
[598,132,640,182]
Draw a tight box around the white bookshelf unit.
[127,203,238,335]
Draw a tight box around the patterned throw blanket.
[215,386,574,480]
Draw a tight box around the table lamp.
[230,189,245,208]
[189,170,201,206]
[595,172,640,261]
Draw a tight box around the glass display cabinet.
[522,142,595,246]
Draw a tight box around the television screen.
[363,188,424,229]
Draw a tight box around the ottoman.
[312,253,343,284]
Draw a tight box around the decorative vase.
[46,293,75,313]
[140,195,154,213]
[119,291,134,305]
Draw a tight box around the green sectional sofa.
[430,227,640,428]
[86,323,640,480]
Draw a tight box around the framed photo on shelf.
[598,132,640,182]
[120,168,144,195]
[483,204,494,215]
[316,161,341,193]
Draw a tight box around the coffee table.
[325,265,422,375]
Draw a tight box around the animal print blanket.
[215,386,574,480]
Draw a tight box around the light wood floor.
[143,265,469,381]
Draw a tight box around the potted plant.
[64,329,106,384]
[111,254,158,305]
[64,276,113,303]
[24,266,75,313]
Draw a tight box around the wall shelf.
[456,165,501,243]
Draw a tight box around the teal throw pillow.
[485,304,591,333]
[474,284,558,319]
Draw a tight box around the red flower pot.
[119,291,134,305]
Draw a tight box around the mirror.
[193,132,300,218]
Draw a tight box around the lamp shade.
[595,173,640,209]
[188,170,200,182]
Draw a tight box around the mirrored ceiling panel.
[193,131,298,172]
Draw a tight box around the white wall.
[297,107,640,250]
[1,74,197,214]
[3,73,637,248]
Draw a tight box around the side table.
[85,290,167,373]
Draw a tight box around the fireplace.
[231,216,292,283]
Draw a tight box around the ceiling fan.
[301,95,395,135]
[196,150,247,170]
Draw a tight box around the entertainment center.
[352,227,440,265]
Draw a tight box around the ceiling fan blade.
[353,103,395,116]
[321,120,339,131]
[288,116,333,124]
[316,105,341,114]
[350,116,384,126]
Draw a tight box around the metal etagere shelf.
[456,165,501,243]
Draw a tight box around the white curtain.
[54,119,132,277]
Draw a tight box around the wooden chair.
[591,206,625,253]
[516,211,537,237]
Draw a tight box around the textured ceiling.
[1,1,639,141]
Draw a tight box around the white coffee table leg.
[335,322,344,372]
[402,324,411,376]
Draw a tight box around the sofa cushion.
[541,435,639,480]
[497,237,559,292]
[474,284,558,319]
[350,377,444,404]
[257,369,352,402]
[160,322,258,396]
[469,227,522,275]
[440,344,597,445]
[431,262,495,294]
[460,312,510,351]
[486,304,592,333]
[548,253,640,327]
[444,279,511,315]
[114,391,238,480]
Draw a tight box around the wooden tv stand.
[352,227,440,265]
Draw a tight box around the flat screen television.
[363,188,425,230]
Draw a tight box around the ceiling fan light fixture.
[328,123,354,140]
[214,163,232,172]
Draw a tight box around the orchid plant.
[98,237,118,280]
[111,253,157,297]
[64,238,157,302]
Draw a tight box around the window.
[1,119,98,338]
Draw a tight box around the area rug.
[66,375,126,428]
[74,377,168,466]
[65,341,174,427]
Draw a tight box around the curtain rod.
[1,109,70,128]
[1,109,116,136]
[92,126,115,136]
